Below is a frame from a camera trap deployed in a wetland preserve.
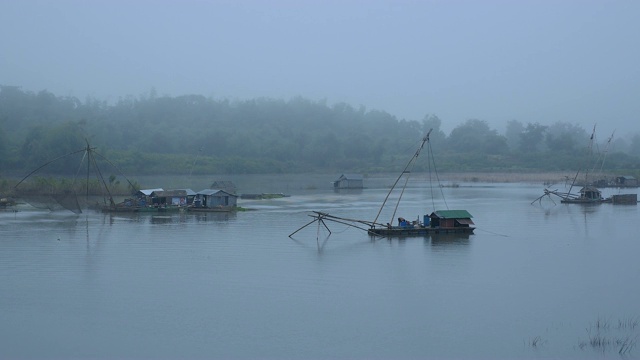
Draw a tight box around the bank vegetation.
[1,86,639,182]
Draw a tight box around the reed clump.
[577,317,638,356]
[527,336,545,348]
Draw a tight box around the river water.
[1,174,639,359]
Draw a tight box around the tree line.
[1,85,640,177]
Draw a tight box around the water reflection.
[101,210,237,225]
[189,211,237,222]
[333,188,364,195]
[368,232,472,247]
[426,233,471,248]
[150,214,180,224]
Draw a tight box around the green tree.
[504,119,524,151]
[628,134,640,156]
[20,121,87,173]
[519,123,547,153]
[420,114,447,151]
[545,122,588,155]
[0,121,7,170]
[448,119,508,155]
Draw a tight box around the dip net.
[13,141,133,214]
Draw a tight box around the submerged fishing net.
[52,191,83,214]
[13,142,135,214]
[14,188,83,214]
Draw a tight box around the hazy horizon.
[2,0,639,136]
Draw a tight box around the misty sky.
[1,0,639,136]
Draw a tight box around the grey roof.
[197,189,238,197]
[337,174,363,180]
[138,188,164,196]
[152,190,188,197]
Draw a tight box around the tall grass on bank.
[6,176,137,197]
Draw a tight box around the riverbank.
[440,171,572,184]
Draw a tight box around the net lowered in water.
[15,187,84,214]
[13,141,131,214]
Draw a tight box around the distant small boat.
[559,186,610,204]
[534,126,636,205]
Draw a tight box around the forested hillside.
[1,86,640,176]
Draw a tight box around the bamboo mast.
[372,129,432,226]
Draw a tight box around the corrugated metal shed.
[334,174,364,189]
[195,189,238,208]
[197,189,237,197]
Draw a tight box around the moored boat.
[368,210,475,236]
[534,126,635,205]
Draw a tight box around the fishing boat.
[290,129,475,238]
[365,129,474,236]
[533,126,635,205]
[367,210,475,236]
[558,186,610,204]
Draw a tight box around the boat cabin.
[429,210,474,229]
[578,186,603,201]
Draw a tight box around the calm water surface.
[1,175,639,359]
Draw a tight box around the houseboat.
[368,210,475,236]
[189,189,239,212]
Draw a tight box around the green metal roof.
[433,210,473,219]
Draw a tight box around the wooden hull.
[560,198,611,204]
[368,226,475,237]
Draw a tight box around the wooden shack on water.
[150,189,189,207]
[333,174,364,189]
[614,176,638,187]
[191,189,238,211]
